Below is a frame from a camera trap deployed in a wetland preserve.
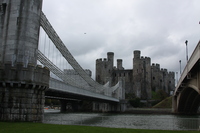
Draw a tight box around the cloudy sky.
[41,0,200,80]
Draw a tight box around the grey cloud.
[42,0,200,79]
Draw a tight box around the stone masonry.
[0,63,49,121]
[96,51,175,100]
[0,0,50,122]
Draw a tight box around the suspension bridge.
[0,0,124,122]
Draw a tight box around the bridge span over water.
[0,0,124,122]
[173,41,200,114]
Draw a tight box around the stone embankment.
[124,108,172,114]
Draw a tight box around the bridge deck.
[47,78,119,103]
[175,41,200,96]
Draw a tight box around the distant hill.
[152,96,172,108]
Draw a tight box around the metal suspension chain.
[37,50,94,91]
[40,11,105,92]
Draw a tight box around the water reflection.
[44,109,200,130]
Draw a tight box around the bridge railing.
[175,41,200,95]
[49,78,119,102]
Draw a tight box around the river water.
[43,109,200,130]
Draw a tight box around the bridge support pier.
[60,100,67,113]
[172,96,178,113]
[0,63,49,122]
[120,100,127,112]
[92,101,126,112]
[60,100,80,112]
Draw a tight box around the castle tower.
[107,52,114,68]
[144,57,152,100]
[117,59,123,70]
[96,52,114,85]
[133,50,142,98]
[0,0,49,122]
[133,50,152,99]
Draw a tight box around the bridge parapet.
[173,41,200,114]
[0,62,49,86]
[175,41,200,96]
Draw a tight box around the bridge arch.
[178,87,200,114]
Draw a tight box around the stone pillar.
[0,63,49,122]
[1,0,43,65]
[0,0,49,122]
[120,100,127,112]
[172,96,178,113]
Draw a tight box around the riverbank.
[124,108,173,114]
[0,122,199,133]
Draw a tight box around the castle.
[96,50,175,100]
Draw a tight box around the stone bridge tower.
[0,0,49,122]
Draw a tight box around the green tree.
[129,97,141,108]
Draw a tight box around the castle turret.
[107,52,114,67]
[96,50,175,103]
[134,50,141,59]
[117,59,123,70]
[133,50,142,98]
[133,50,152,99]
[96,52,114,84]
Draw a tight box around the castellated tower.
[96,50,175,101]
[133,50,152,99]
[96,52,114,84]
[117,59,123,70]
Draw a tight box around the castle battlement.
[96,50,175,99]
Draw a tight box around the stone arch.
[188,84,200,94]
[178,87,200,114]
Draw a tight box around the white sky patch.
[42,0,200,79]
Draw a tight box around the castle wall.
[112,69,133,94]
[96,51,175,100]
[152,63,175,94]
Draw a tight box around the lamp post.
[185,40,190,79]
[176,72,178,85]
[185,40,188,62]
[179,60,181,75]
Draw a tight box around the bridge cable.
[40,11,106,92]
[37,50,96,91]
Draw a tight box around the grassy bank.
[153,96,172,108]
[0,122,199,133]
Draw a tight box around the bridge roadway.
[173,41,200,114]
[46,77,119,103]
